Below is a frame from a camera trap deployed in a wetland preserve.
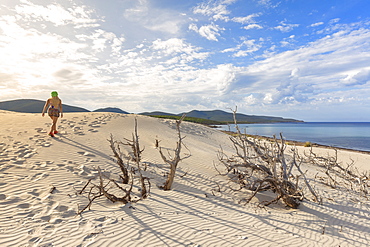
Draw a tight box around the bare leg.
[49,116,59,136]
[52,116,58,132]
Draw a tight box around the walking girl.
[42,91,63,137]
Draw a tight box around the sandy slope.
[0,110,369,247]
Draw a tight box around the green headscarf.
[51,91,58,97]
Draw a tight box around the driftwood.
[218,108,370,208]
[77,118,150,214]
[108,135,129,184]
[217,108,312,208]
[305,147,369,198]
[119,118,150,198]
[158,114,190,190]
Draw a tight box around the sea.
[217,122,370,152]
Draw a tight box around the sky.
[1,0,370,121]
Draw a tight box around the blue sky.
[1,0,370,121]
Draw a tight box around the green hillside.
[93,107,129,114]
[0,99,302,124]
[185,110,302,123]
[141,109,302,124]
[146,115,223,125]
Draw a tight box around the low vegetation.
[76,110,369,213]
[304,141,312,147]
[215,108,369,208]
[77,118,150,214]
[77,116,189,213]
[148,115,224,125]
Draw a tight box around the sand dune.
[0,110,369,246]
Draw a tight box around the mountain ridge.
[141,109,303,123]
[0,99,303,123]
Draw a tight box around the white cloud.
[340,69,370,86]
[280,41,290,47]
[329,18,340,24]
[232,13,260,24]
[189,23,224,41]
[255,0,280,8]
[222,39,262,57]
[310,22,324,27]
[193,0,236,21]
[0,1,114,101]
[14,0,98,28]
[274,21,299,32]
[123,0,187,35]
[231,27,370,109]
[243,24,263,30]
[150,38,209,61]
[232,13,263,30]
[1,0,370,121]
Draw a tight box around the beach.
[0,110,369,247]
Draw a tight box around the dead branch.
[108,134,129,184]
[79,179,92,194]
[158,114,190,190]
[303,147,369,198]
[77,118,151,214]
[217,108,306,208]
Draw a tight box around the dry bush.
[217,108,318,208]
[77,118,150,214]
[305,147,369,199]
[157,114,191,190]
[217,109,370,208]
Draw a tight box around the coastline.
[218,121,370,154]
[1,111,369,246]
[236,132,370,155]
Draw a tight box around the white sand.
[0,110,369,247]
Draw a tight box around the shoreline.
[1,111,370,246]
[221,130,370,155]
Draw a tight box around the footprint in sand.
[78,119,89,125]
[0,194,6,200]
[51,218,63,224]
[55,205,69,212]
[89,124,100,128]
[32,161,53,169]
[29,172,49,181]
[0,164,13,172]
[34,137,52,147]
[76,165,92,176]
[15,146,36,159]
[34,127,47,133]
[29,237,42,245]
[75,132,85,136]
[12,158,26,164]
[17,203,31,209]
[77,151,96,157]
[40,215,51,222]
[61,209,76,218]
[27,189,40,197]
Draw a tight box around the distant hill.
[141,109,302,123]
[93,107,129,114]
[140,111,177,116]
[0,99,302,123]
[184,110,302,123]
[0,99,89,113]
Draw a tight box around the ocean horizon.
[217,122,370,152]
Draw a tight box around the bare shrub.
[305,147,369,199]
[77,118,150,214]
[157,114,190,190]
[217,108,318,208]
